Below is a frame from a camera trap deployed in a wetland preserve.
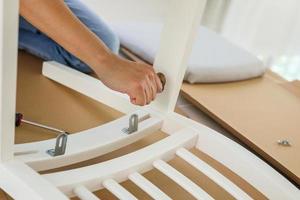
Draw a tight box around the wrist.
[91,50,117,77]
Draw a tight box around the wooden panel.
[280,80,300,99]
[181,74,300,185]
[0,190,9,200]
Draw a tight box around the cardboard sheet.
[181,74,300,186]
[1,51,267,199]
[281,80,300,100]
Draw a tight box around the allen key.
[15,113,69,156]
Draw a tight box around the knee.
[88,19,120,54]
[64,0,120,53]
[94,27,120,54]
[105,30,120,54]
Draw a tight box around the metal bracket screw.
[122,114,139,134]
[47,132,68,156]
[277,139,291,147]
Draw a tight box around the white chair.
[0,0,299,199]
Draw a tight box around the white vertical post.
[153,0,207,112]
[0,0,19,161]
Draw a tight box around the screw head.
[277,139,291,146]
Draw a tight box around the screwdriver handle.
[15,113,23,127]
[157,72,166,91]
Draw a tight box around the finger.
[131,86,146,106]
[143,64,162,94]
[134,92,146,106]
[148,74,157,100]
[143,89,148,105]
[144,80,152,104]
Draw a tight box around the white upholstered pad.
[111,22,268,83]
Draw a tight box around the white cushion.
[111,22,268,83]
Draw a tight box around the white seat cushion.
[111,22,268,83]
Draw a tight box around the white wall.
[221,0,300,80]
[221,0,300,58]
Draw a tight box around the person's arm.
[20,0,162,106]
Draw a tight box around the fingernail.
[131,97,136,103]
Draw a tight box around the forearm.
[20,0,162,106]
[20,0,112,71]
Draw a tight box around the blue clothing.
[19,0,120,73]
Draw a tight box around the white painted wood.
[128,172,172,200]
[0,0,19,161]
[43,61,139,114]
[0,0,298,199]
[152,0,207,112]
[73,185,100,200]
[103,179,137,200]
[168,112,300,200]
[153,160,214,200]
[176,148,252,200]
[0,161,68,200]
[15,110,162,171]
[43,128,198,196]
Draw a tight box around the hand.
[95,54,163,106]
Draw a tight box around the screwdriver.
[15,113,68,135]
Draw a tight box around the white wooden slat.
[0,0,19,162]
[103,179,137,200]
[128,172,172,200]
[43,128,198,197]
[0,161,68,200]
[152,0,207,112]
[15,110,162,171]
[43,61,138,114]
[153,160,214,200]
[169,112,300,200]
[176,148,252,200]
[73,185,100,200]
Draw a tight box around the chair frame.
[0,0,299,199]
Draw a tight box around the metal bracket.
[122,114,139,134]
[46,132,68,156]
